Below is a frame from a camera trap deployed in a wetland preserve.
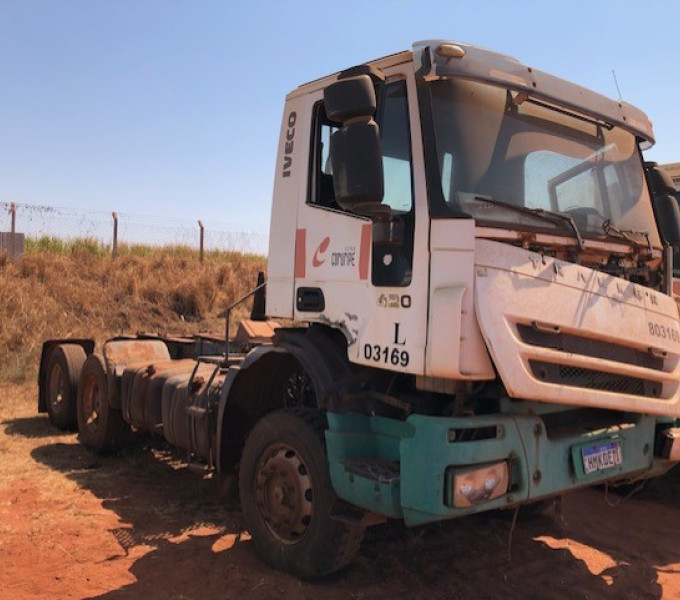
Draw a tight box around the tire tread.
[77,352,127,454]
[46,344,86,430]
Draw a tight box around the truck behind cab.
[39,40,680,579]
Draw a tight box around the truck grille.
[517,324,664,371]
[528,360,663,398]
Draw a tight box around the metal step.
[344,458,400,484]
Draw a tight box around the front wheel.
[77,353,127,454]
[239,408,364,579]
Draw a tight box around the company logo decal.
[296,226,371,279]
[331,247,355,267]
[282,111,296,178]
[312,236,330,267]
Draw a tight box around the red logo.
[312,237,330,267]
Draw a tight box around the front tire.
[239,408,364,579]
[77,353,127,454]
[46,344,86,430]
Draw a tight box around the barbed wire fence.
[0,201,268,259]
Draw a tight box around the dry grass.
[0,246,265,381]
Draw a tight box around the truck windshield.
[428,78,661,248]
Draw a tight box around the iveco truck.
[39,40,680,579]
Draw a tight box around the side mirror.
[654,193,680,247]
[324,75,385,217]
[646,162,680,246]
[324,74,377,123]
[646,162,677,195]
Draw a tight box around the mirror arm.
[663,245,674,296]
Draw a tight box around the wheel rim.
[255,443,314,544]
[82,374,102,434]
[48,363,66,415]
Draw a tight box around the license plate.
[581,440,623,474]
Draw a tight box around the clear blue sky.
[1,0,678,232]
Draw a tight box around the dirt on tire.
[2,381,680,599]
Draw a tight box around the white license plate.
[582,440,623,474]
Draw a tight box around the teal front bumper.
[325,410,672,527]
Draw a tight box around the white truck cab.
[268,41,680,415]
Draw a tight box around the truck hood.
[474,240,680,416]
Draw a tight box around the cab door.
[294,67,430,375]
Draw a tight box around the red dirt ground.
[3,381,680,599]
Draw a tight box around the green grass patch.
[0,350,34,383]
[25,236,109,256]
[23,237,264,262]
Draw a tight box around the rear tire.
[239,408,364,579]
[46,344,86,430]
[77,353,127,454]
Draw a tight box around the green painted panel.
[325,410,665,527]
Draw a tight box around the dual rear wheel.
[76,352,127,454]
[45,344,127,453]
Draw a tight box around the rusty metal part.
[105,340,172,411]
[161,364,214,451]
[162,379,193,450]
[256,442,314,544]
[144,360,199,432]
[104,339,171,369]
[124,359,195,431]
[47,359,67,418]
[162,378,190,449]
[188,371,226,462]
[232,319,280,353]
[81,366,104,435]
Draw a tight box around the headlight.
[450,461,509,508]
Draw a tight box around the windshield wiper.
[601,220,652,255]
[468,195,584,251]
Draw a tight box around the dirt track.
[3,381,680,599]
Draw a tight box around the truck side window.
[441,152,454,205]
[308,103,340,210]
[381,83,414,214]
[373,79,415,287]
[308,81,415,287]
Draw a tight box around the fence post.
[9,203,16,260]
[112,212,118,258]
[198,220,205,263]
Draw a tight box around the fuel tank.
[120,359,196,432]
[160,364,220,457]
